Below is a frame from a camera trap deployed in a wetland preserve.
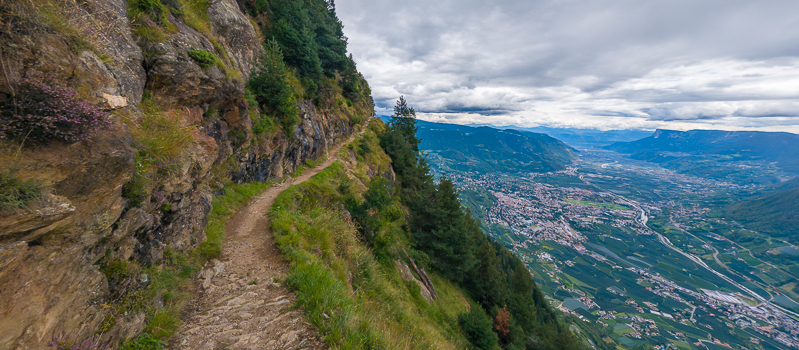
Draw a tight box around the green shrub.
[145,310,180,339]
[252,114,277,135]
[130,0,167,23]
[175,0,211,36]
[99,260,137,281]
[97,314,118,334]
[459,308,499,350]
[136,0,165,12]
[0,169,42,210]
[134,26,169,42]
[187,49,218,68]
[121,154,153,207]
[119,334,167,350]
[128,0,169,26]
[120,95,193,206]
[127,0,175,42]
[134,99,192,159]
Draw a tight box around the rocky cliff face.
[0,0,371,348]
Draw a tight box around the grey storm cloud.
[335,0,799,132]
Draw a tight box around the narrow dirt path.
[171,123,368,350]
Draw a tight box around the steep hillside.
[725,186,799,245]
[262,116,583,350]
[378,101,583,349]
[415,120,576,174]
[263,121,476,349]
[605,129,799,184]
[0,0,372,348]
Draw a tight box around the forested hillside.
[607,129,799,164]
[378,98,582,349]
[243,0,372,134]
[415,120,575,174]
[725,186,799,245]
[263,98,585,350]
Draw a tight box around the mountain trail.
[170,122,369,350]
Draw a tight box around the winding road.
[625,192,799,319]
[578,168,799,319]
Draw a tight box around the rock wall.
[0,0,372,348]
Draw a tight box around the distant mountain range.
[602,128,799,239]
[502,126,652,149]
[605,129,799,184]
[434,123,652,149]
[606,129,799,169]
[407,119,576,174]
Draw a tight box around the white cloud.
[336,0,799,133]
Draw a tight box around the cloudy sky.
[335,0,799,132]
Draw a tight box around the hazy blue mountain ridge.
[604,129,799,184]
[606,129,799,171]
[504,126,652,148]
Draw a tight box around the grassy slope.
[269,122,475,349]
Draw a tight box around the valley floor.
[448,150,799,349]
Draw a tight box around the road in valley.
[579,171,799,319]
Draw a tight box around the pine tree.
[248,39,300,135]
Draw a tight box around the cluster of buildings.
[447,167,799,348]
[625,299,646,314]
[607,163,741,194]
[665,330,685,340]
[629,318,659,338]
[456,172,649,253]
[597,310,617,320]
[672,205,711,221]
[635,266,799,348]
[617,314,660,338]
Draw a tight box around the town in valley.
[434,150,799,349]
